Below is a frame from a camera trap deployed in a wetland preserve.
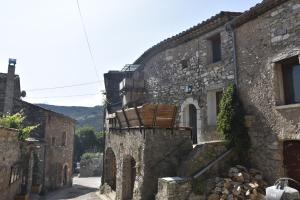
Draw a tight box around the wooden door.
[189,104,197,144]
[284,140,300,191]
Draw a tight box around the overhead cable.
[76,0,101,81]
[28,92,100,99]
[27,81,102,92]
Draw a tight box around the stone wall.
[44,112,75,191]
[177,141,227,177]
[235,0,300,183]
[103,128,192,200]
[80,155,103,177]
[0,127,21,200]
[155,177,192,200]
[136,20,235,143]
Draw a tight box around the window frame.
[207,89,223,126]
[274,55,300,106]
[207,33,222,64]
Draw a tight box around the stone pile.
[207,165,267,200]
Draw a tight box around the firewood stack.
[207,165,267,200]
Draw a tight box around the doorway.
[283,140,300,191]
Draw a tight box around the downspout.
[226,23,238,87]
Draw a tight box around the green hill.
[36,104,104,131]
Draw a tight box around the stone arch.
[104,148,117,190]
[122,155,136,200]
[62,163,69,186]
[180,97,202,144]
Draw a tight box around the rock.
[254,174,263,181]
[248,182,259,189]
[224,181,232,189]
[236,165,247,172]
[242,172,250,182]
[214,186,222,194]
[229,167,239,177]
[227,194,234,200]
[232,185,241,196]
[208,194,220,200]
[222,188,229,195]
[245,189,250,196]
[256,193,266,200]
[252,189,258,196]
[249,194,257,200]
[220,194,228,200]
[249,169,262,176]
[215,177,222,183]
[233,173,244,183]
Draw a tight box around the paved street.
[32,176,101,200]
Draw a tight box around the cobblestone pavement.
[31,176,101,200]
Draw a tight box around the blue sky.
[0,0,261,106]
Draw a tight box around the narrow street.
[32,177,101,200]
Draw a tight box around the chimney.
[3,58,17,114]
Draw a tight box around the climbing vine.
[217,84,250,160]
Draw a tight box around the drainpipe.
[226,23,238,88]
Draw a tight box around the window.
[216,91,223,115]
[180,59,188,69]
[281,57,300,104]
[207,90,223,126]
[62,132,67,146]
[276,56,300,105]
[208,33,222,63]
[51,137,56,146]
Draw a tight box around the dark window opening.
[51,137,56,146]
[281,56,300,104]
[62,132,67,146]
[180,59,188,69]
[216,91,223,115]
[209,34,222,63]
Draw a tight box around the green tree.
[74,126,104,162]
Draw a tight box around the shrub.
[0,112,38,141]
[217,84,250,161]
[81,152,101,161]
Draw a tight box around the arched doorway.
[181,97,201,144]
[122,155,136,200]
[62,165,68,186]
[104,148,117,190]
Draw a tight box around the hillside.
[36,104,104,131]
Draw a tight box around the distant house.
[0,59,76,196]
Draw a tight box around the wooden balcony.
[108,104,178,130]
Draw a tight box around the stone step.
[96,191,116,200]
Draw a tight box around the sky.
[0,0,261,107]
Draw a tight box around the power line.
[27,81,103,92]
[76,0,100,82]
[28,92,101,99]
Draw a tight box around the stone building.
[0,127,23,200]
[0,59,76,194]
[232,0,300,186]
[103,0,300,198]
